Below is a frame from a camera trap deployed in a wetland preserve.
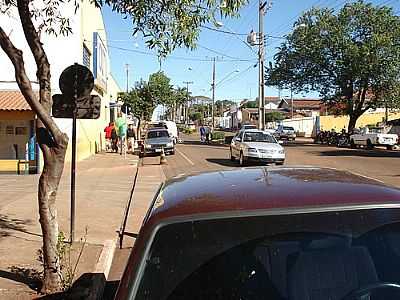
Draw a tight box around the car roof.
[147,128,168,132]
[145,167,400,227]
[240,129,272,134]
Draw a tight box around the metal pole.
[212,57,216,130]
[259,0,266,131]
[291,85,294,119]
[125,64,129,93]
[183,81,193,125]
[70,63,78,243]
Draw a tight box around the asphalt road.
[163,134,400,187]
[104,133,400,298]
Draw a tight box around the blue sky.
[102,0,400,103]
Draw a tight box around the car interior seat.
[287,246,378,300]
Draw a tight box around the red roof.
[0,90,31,111]
[293,99,321,109]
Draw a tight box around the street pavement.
[163,134,400,187]
[104,132,400,299]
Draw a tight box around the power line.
[197,44,255,61]
[108,45,255,62]
[216,63,257,89]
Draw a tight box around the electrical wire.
[108,45,256,62]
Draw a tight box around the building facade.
[0,0,122,172]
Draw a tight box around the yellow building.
[0,0,122,172]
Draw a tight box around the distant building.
[278,98,323,117]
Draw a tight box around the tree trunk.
[348,113,359,133]
[0,2,69,292]
[37,132,68,293]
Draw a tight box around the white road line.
[176,148,195,166]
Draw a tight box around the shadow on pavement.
[318,149,400,158]
[0,214,39,239]
[206,158,239,167]
[36,273,106,300]
[0,267,42,292]
[183,140,228,148]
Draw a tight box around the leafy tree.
[266,1,400,132]
[190,111,203,122]
[215,99,235,116]
[265,112,285,122]
[148,71,173,106]
[242,100,257,109]
[0,0,247,293]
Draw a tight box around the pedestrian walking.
[205,125,211,144]
[104,122,113,152]
[127,124,136,154]
[111,123,118,153]
[115,113,127,155]
[199,125,205,143]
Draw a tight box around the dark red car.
[115,167,400,300]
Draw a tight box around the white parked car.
[230,129,285,166]
[350,127,398,150]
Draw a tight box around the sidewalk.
[103,158,165,299]
[0,152,139,299]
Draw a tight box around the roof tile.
[0,90,31,111]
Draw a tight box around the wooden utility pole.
[258,0,266,130]
[183,81,193,124]
[211,57,216,130]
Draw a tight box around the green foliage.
[190,111,203,122]
[242,100,257,108]
[212,131,225,140]
[97,0,248,56]
[37,230,88,291]
[183,127,195,134]
[215,99,235,116]
[267,1,400,130]
[148,71,173,106]
[119,80,155,121]
[265,112,285,122]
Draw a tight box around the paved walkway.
[0,152,139,299]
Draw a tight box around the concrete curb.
[87,238,117,300]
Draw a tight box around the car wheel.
[366,139,373,150]
[171,149,176,155]
[387,145,394,151]
[276,161,284,166]
[230,148,235,161]
[350,139,356,149]
[239,152,246,167]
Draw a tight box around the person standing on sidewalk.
[104,122,113,152]
[111,123,118,153]
[200,125,205,143]
[127,124,136,154]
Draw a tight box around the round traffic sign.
[59,64,94,98]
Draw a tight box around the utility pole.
[258,0,266,130]
[211,57,216,130]
[183,81,193,125]
[290,85,294,119]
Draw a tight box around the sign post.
[53,63,100,243]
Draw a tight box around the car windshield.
[147,130,169,139]
[370,127,385,133]
[135,208,400,300]
[283,126,294,131]
[243,132,276,143]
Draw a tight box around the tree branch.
[0,26,63,143]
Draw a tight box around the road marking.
[176,148,195,166]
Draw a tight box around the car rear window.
[133,208,400,300]
[283,126,294,130]
[147,130,169,138]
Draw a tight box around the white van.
[161,121,178,144]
